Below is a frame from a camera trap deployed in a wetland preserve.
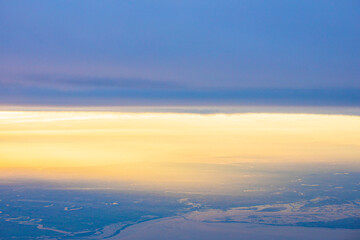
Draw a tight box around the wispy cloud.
[3,73,179,91]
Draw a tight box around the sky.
[1,111,360,182]
[1,0,359,106]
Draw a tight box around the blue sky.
[0,0,359,106]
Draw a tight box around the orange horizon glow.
[0,111,359,184]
